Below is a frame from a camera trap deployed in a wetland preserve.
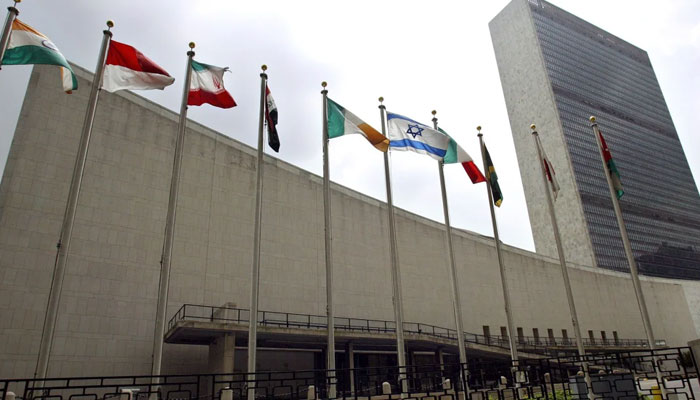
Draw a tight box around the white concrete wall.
[0,63,696,379]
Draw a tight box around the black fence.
[168,304,651,354]
[1,348,697,400]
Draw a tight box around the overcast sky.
[0,0,698,253]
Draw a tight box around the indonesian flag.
[188,60,236,108]
[265,85,280,152]
[439,128,486,183]
[536,138,560,200]
[102,40,174,92]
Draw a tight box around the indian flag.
[439,128,486,183]
[187,60,236,109]
[327,98,388,152]
[1,19,77,93]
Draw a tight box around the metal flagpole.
[247,64,268,400]
[477,128,519,368]
[321,82,337,398]
[430,111,468,366]
[0,0,20,67]
[531,125,594,400]
[378,97,408,392]
[530,125,587,359]
[151,42,196,377]
[588,117,657,349]
[34,21,113,381]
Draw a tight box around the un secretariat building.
[1,4,700,381]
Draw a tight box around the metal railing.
[168,304,652,353]
[1,347,696,400]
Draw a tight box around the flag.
[265,85,280,152]
[1,19,77,93]
[484,145,503,207]
[188,60,236,108]
[439,128,486,183]
[387,112,450,160]
[599,129,623,198]
[536,139,561,200]
[102,40,174,92]
[327,98,388,152]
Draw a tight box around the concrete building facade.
[0,64,698,379]
[489,0,700,279]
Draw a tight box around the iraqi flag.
[387,112,450,161]
[265,85,280,152]
[188,60,236,108]
[439,128,486,183]
[102,40,175,92]
[536,138,561,200]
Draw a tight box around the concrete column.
[689,339,700,368]
[208,333,236,374]
[436,347,445,371]
[347,342,355,395]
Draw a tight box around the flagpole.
[247,64,268,400]
[529,125,588,355]
[477,128,519,369]
[588,117,656,350]
[321,82,337,398]
[0,0,20,68]
[34,20,113,381]
[378,97,408,392]
[151,42,195,377]
[430,111,468,365]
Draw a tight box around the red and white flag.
[102,40,175,92]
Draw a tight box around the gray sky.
[0,0,698,252]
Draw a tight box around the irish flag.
[439,128,486,184]
[327,98,388,152]
[1,19,77,93]
[102,40,174,92]
[188,60,236,108]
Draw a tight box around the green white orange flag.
[438,128,486,183]
[599,129,624,198]
[1,19,77,93]
[327,98,389,152]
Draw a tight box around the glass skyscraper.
[490,0,700,279]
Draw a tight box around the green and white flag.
[2,19,77,92]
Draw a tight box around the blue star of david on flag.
[406,124,424,139]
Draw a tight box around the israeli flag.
[387,112,450,160]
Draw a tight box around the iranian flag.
[439,128,486,183]
[327,98,389,152]
[188,60,236,108]
[1,19,77,93]
[102,40,174,92]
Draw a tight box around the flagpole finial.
[431,110,437,116]
[530,124,536,131]
[106,20,114,30]
[189,42,195,49]
[321,81,327,88]
[261,64,267,72]
[321,81,327,95]
[589,116,596,123]
[477,125,482,132]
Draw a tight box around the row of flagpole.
[0,4,659,388]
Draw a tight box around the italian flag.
[327,98,388,152]
[439,128,486,183]
[187,60,236,109]
[102,40,174,92]
[599,129,624,199]
[1,19,77,93]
